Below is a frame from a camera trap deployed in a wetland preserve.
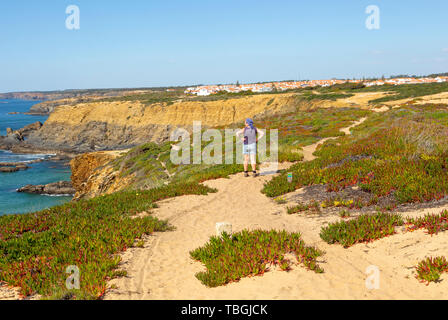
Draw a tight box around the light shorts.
[243,143,257,155]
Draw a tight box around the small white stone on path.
[216,222,232,236]
[260,162,279,176]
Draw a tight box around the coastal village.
[185,76,448,96]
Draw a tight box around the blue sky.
[0,0,447,92]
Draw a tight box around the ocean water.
[0,99,48,135]
[0,99,72,215]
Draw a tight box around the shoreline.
[0,149,74,215]
[0,149,72,164]
[7,112,49,116]
[0,145,78,159]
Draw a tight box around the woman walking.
[236,118,264,177]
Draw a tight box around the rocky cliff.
[27,93,297,153]
[26,100,72,115]
[0,121,43,150]
[70,150,132,200]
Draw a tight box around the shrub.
[415,256,448,284]
[190,230,324,287]
[274,196,288,204]
[406,210,448,235]
[338,210,351,218]
[287,201,321,214]
[368,82,448,104]
[320,212,404,247]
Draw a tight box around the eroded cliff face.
[70,150,132,200]
[27,93,297,152]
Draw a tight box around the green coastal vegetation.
[354,82,448,104]
[307,81,448,104]
[190,230,324,287]
[320,212,405,247]
[415,256,448,284]
[287,201,321,215]
[1,82,448,298]
[97,89,185,106]
[263,103,448,205]
[319,210,448,248]
[0,183,215,299]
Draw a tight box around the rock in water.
[0,164,29,172]
[0,122,43,150]
[0,167,20,173]
[44,181,75,195]
[18,184,45,194]
[17,181,75,195]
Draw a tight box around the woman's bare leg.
[244,154,249,172]
[250,153,257,173]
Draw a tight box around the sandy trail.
[105,117,448,300]
[302,117,366,161]
[317,92,388,110]
[0,283,22,300]
[386,91,448,107]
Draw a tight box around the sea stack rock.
[4,128,24,142]
[0,167,20,173]
[0,163,29,172]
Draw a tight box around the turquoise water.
[0,99,72,215]
[0,99,48,136]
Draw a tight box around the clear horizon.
[1,0,447,92]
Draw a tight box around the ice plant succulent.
[263,104,448,206]
[0,182,216,299]
[406,210,448,235]
[320,212,404,247]
[190,229,324,287]
[415,256,448,284]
